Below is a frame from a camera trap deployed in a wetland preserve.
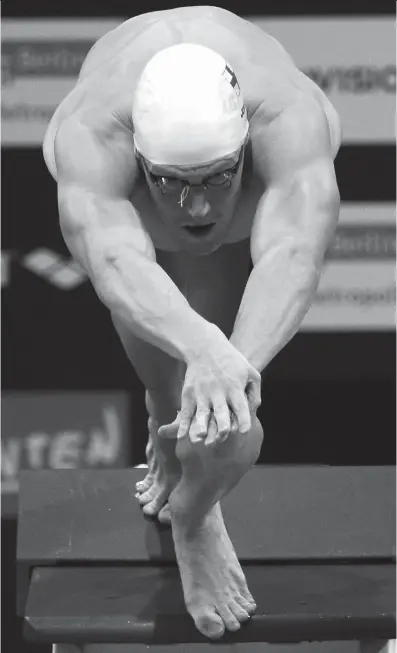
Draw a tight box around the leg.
[157,242,264,637]
[111,313,185,521]
[157,241,263,638]
[114,239,251,521]
[168,415,264,639]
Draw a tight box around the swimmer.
[43,6,342,640]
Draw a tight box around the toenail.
[207,624,224,638]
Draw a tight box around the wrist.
[184,322,228,365]
[229,332,264,373]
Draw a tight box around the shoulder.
[248,95,339,183]
[251,87,341,152]
[56,108,134,153]
[247,63,342,158]
[55,112,138,196]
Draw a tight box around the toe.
[236,595,256,615]
[157,503,171,525]
[229,599,250,622]
[142,492,167,516]
[193,608,225,639]
[229,567,257,610]
[136,476,154,493]
[138,485,158,505]
[241,588,256,610]
[217,605,241,632]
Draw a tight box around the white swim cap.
[132,43,249,166]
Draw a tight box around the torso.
[46,6,339,253]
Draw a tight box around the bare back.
[44,6,339,250]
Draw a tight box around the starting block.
[17,465,396,652]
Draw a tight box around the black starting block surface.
[17,466,396,645]
[24,564,395,644]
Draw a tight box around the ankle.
[169,485,220,528]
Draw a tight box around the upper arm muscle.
[250,100,340,263]
[55,117,155,267]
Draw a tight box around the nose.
[187,191,211,219]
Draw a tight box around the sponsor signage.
[2,19,124,146]
[250,17,395,143]
[1,392,131,516]
[2,18,394,146]
[301,204,395,330]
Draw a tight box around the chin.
[181,237,223,256]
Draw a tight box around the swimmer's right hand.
[177,336,262,443]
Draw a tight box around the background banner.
[251,17,395,144]
[1,392,131,516]
[2,19,123,145]
[2,17,395,146]
[302,203,395,330]
[2,7,394,653]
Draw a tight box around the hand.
[199,410,240,448]
[177,337,261,443]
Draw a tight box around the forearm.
[59,188,224,364]
[98,246,223,363]
[230,244,321,372]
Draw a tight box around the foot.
[170,502,257,639]
[135,425,157,494]
[137,418,181,522]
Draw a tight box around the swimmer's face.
[138,146,246,255]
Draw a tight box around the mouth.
[183,223,216,237]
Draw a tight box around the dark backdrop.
[2,2,395,652]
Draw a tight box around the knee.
[249,416,264,464]
[229,415,263,468]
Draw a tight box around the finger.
[212,399,231,443]
[177,398,195,440]
[246,378,262,413]
[189,406,211,443]
[158,413,180,438]
[177,382,197,439]
[229,389,251,434]
[204,414,218,447]
[177,414,194,439]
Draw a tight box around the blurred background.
[2,1,395,651]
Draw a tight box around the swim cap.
[132,43,249,166]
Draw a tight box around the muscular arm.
[55,117,224,362]
[230,99,341,371]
